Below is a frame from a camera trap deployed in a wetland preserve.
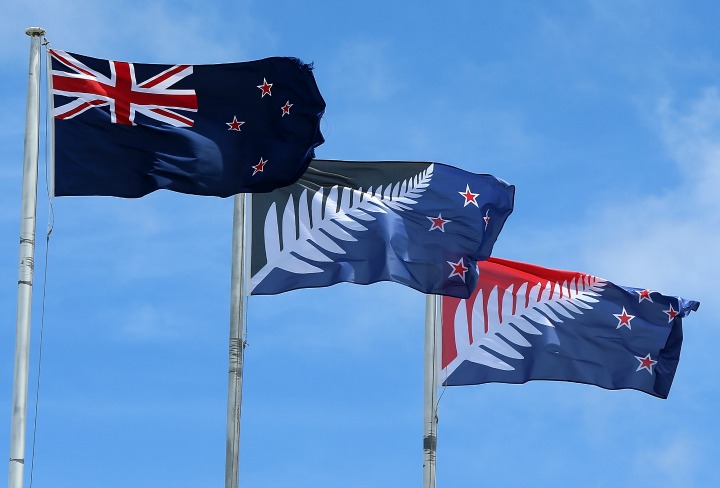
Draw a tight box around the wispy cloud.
[116,303,196,341]
[632,433,702,486]
[657,88,720,210]
[325,40,401,103]
[504,88,720,305]
[1,0,269,63]
[576,89,720,297]
[249,281,423,354]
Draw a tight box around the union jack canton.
[49,49,326,198]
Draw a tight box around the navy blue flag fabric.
[49,49,325,198]
[250,159,515,298]
[441,257,700,398]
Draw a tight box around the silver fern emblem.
[250,165,434,291]
[445,276,606,374]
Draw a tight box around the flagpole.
[423,294,440,488]
[226,193,248,488]
[8,27,45,488]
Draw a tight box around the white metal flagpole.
[423,294,440,488]
[225,193,248,488]
[8,26,45,488]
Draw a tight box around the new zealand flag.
[50,49,325,198]
[250,159,515,298]
[441,257,700,398]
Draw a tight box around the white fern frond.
[446,276,606,374]
[250,165,434,290]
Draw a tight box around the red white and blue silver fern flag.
[441,258,700,398]
[250,159,515,298]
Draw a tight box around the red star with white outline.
[664,304,679,322]
[614,307,635,330]
[252,157,268,175]
[226,116,245,131]
[483,209,490,229]
[281,100,293,117]
[459,184,479,207]
[257,78,273,97]
[427,213,451,232]
[447,257,469,281]
[635,353,658,374]
[636,289,654,303]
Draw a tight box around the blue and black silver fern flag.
[442,257,700,398]
[249,159,515,298]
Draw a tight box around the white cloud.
[632,434,702,486]
[658,88,720,210]
[543,89,720,303]
[325,40,401,102]
[1,0,269,63]
[249,281,424,354]
[115,303,196,341]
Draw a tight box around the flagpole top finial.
[25,27,45,37]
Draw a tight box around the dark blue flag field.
[50,49,325,198]
[250,159,515,298]
[441,257,700,398]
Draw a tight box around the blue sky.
[1,1,718,487]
